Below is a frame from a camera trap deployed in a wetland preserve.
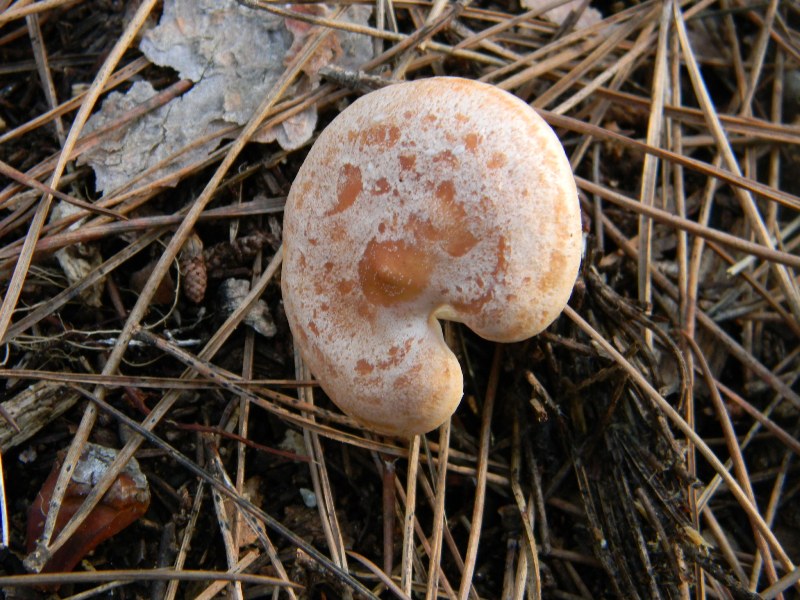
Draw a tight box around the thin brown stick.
[458,345,501,599]
[401,436,421,595]
[636,0,671,349]
[0,569,301,588]
[425,419,451,600]
[683,334,779,590]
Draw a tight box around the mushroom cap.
[282,77,582,437]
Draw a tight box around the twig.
[401,436,420,595]
[458,345,501,599]
[425,419,451,600]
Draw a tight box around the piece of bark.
[0,382,80,453]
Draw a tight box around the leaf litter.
[1,1,799,599]
[79,0,373,194]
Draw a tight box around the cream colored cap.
[282,77,582,436]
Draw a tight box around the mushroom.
[281,77,582,436]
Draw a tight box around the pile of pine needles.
[0,0,799,598]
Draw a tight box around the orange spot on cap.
[399,154,416,171]
[432,150,458,169]
[359,239,433,306]
[372,177,391,196]
[487,152,507,169]
[356,359,374,374]
[329,164,362,215]
[360,124,401,148]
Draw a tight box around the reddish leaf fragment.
[26,443,150,575]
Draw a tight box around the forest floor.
[0,0,799,598]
